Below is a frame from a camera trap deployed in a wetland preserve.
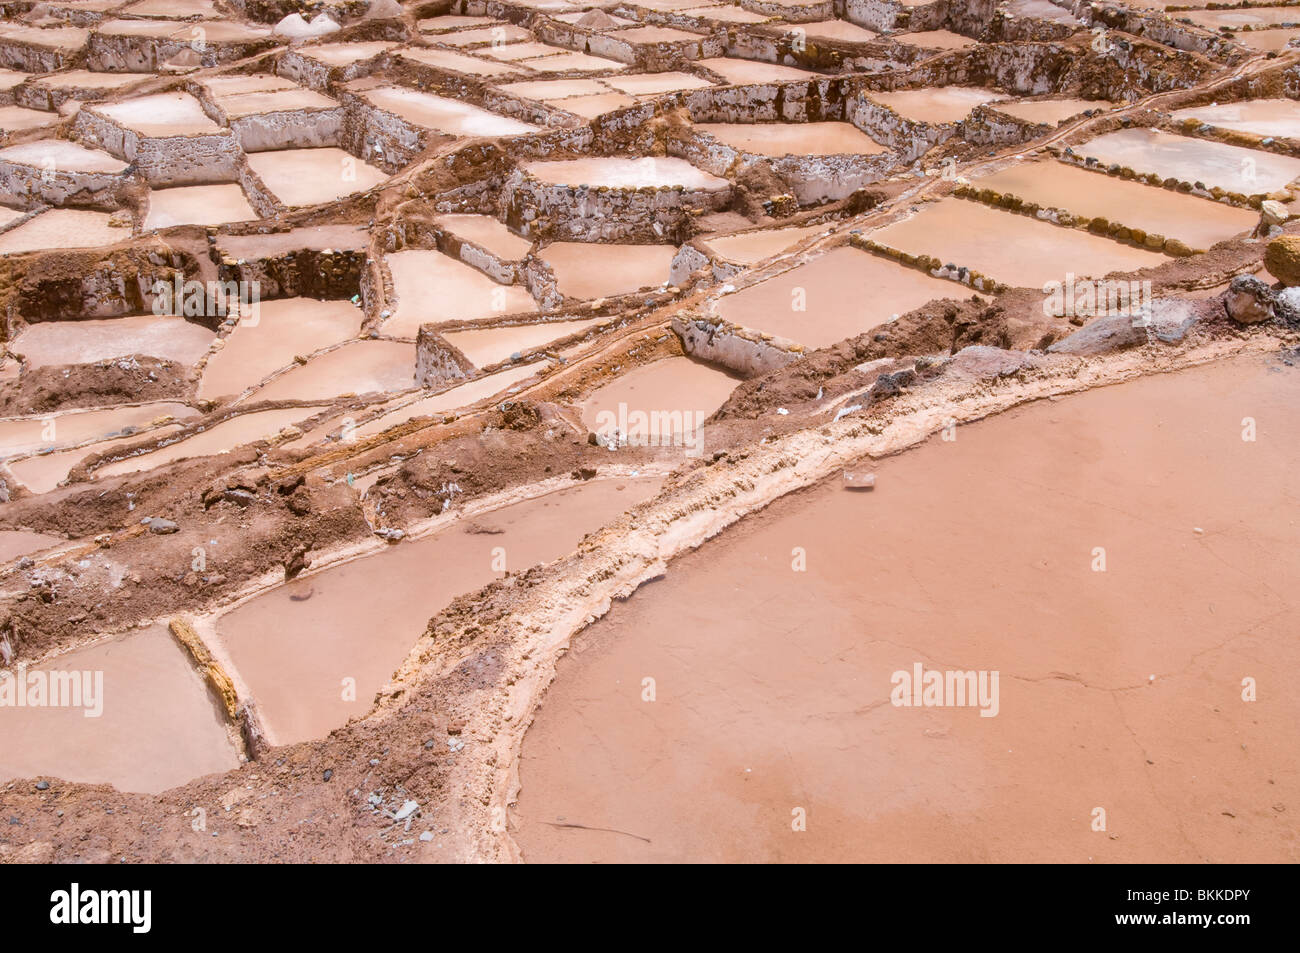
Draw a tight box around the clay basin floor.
[0,209,126,255]
[1170,99,1300,141]
[145,184,258,230]
[868,198,1167,288]
[246,148,388,208]
[197,298,363,400]
[712,245,954,349]
[8,315,214,367]
[972,160,1257,250]
[1076,128,1300,194]
[515,353,1300,862]
[441,319,600,367]
[694,122,888,157]
[579,356,742,442]
[539,242,676,300]
[0,625,240,794]
[384,249,538,336]
[217,477,665,745]
[991,99,1110,125]
[867,87,1006,124]
[522,156,729,191]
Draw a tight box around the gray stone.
[947,345,1040,378]
[1046,314,1148,356]
[1260,199,1289,226]
[1142,299,1200,343]
[1274,286,1300,324]
[1224,275,1276,325]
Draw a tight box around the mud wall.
[501,170,732,244]
[671,313,802,377]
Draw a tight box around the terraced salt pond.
[679,5,766,22]
[145,184,257,229]
[384,249,538,337]
[1170,99,1300,140]
[198,298,363,400]
[217,477,666,744]
[0,209,125,255]
[246,148,388,207]
[435,214,533,260]
[439,24,531,45]
[7,425,185,494]
[694,122,888,156]
[713,245,954,348]
[992,99,1109,125]
[540,242,675,299]
[397,47,522,78]
[442,319,600,367]
[92,91,222,137]
[297,41,395,68]
[523,156,730,191]
[515,52,628,73]
[973,160,1257,250]
[0,105,59,133]
[480,41,569,62]
[700,223,826,265]
[213,88,338,121]
[297,359,546,450]
[9,315,214,368]
[0,625,240,794]
[799,19,878,42]
[869,198,1167,288]
[1004,0,1079,23]
[357,86,542,137]
[242,340,413,403]
[0,529,64,561]
[503,72,714,106]
[604,72,714,96]
[0,138,128,174]
[347,363,542,440]
[1076,128,1300,193]
[94,407,320,479]
[500,78,610,102]
[897,30,977,50]
[579,356,740,442]
[516,354,1300,862]
[1186,7,1300,29]
[1235,29,1300,53]
[869,87,1005,124]
[550,92,635,118]
[697,57,819,84]
[0,401,195,459]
